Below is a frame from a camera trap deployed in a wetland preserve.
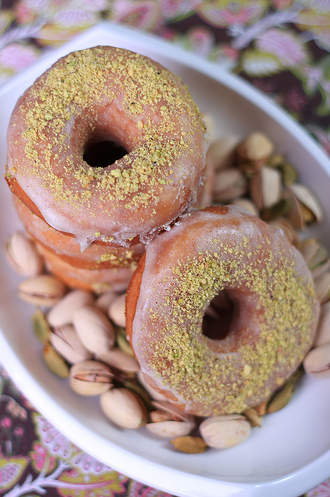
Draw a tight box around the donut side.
[126,206,320,417]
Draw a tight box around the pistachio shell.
[95,291,118,313]
[297,238,321,265]
[231,198,259,216]
[151,400,193,423]
[268,218,297,244]
[243,408,262,428]
[146,420,193,438]
[312,259,330,280]
[213,168,247,202]
[290,183,323,224]
[70,360,113,395]
[43,343,70,378]
[100,388,147,429]
[313,301,330,347]
[108,293,126,327]
[314,271,330,303]
[73,305,115,354]
[47,289,94,327]
[279,162,298,187]
[171,436,207,454]
[199,414,251,449]
[150,410,173,422]
[32,307,51,344]
[266,381,295,413]
[50,324,92,364]
[5,231,44,277]
[250,166,281,210]
[201,112,216,141]
[303,343,330,378]
[98,348,140,373]
[237,132,274,173]
[207,135,240,171]
[18,274,66,307]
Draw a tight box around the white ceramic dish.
[1,22,330,497]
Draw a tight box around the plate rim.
[0,21,330,497]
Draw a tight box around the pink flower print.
[306,479,330,497]
[71,452,109,475]
[256,28,307,68]
[186,26,214,57]
[159,0,199,21]
[14,0,53,25]
[36,416,73,460]
[109,0,162,32]
[12,427,24,437]
[0,43,40,73]
[197,0,268,28]
[30,441,57,473]
[0,417,12,429]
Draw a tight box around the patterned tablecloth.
[0,1,330,496]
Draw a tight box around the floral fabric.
[0,1,329,496]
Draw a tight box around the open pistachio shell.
[5,230,44,277]
[47,289,94,327]
[199,414,251,449]
[100,388,147,429]
[18,274,66,307]
[73,305,115,354]
[70,360,113,395]
[146,420,194,438]
[303,343,330,379]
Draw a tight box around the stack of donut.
[6,46,319,416]
[6,46,208,292]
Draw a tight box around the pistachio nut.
[98,348,140,373]
[5,231,44,277]
[43,343,70,378]
[201,112,216,141]
[313,301,330,347]
[33,307,51,344]
[18,274,66,307]
[146,420,194,438]
[100,388,147,429]
[314,270,330,303]
[243,408,262,428]
[108,293,126,328]
[312,259,330,280]
[95,291,118,313]
[266,380,295,413]
[249,166,282,210]
[236,132,274,173]
[73,305,115,354]
[47,289,94,327]
[150,410,173,423]
[199,414,251,449]
[171,436,207,454]
[50,324,92,364]
[116,327,134,356]
[213,168,247,203]
[70,360,113,395]
[207,135,240,171]
[303,344,330,379]
[231,198,259,217]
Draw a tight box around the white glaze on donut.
[6,46,207,249]
[128,206,319,416]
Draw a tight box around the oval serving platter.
[0,22,330,497]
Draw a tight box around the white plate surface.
[1,22,330,497]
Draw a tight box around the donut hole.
[202,291,237,341]
[83,140,128,168]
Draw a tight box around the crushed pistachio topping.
[137,230,317,416]
[11,47,205,226]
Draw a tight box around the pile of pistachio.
[4,127,330,454]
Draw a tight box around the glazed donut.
[38,244,134,294]
[126,206,319,417]
[6,46,207,250]
[14,196,145,270]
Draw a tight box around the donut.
[6,46,208,250]
[38,244,134,294]
[14,196,145,270]
[126,206,319,417]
